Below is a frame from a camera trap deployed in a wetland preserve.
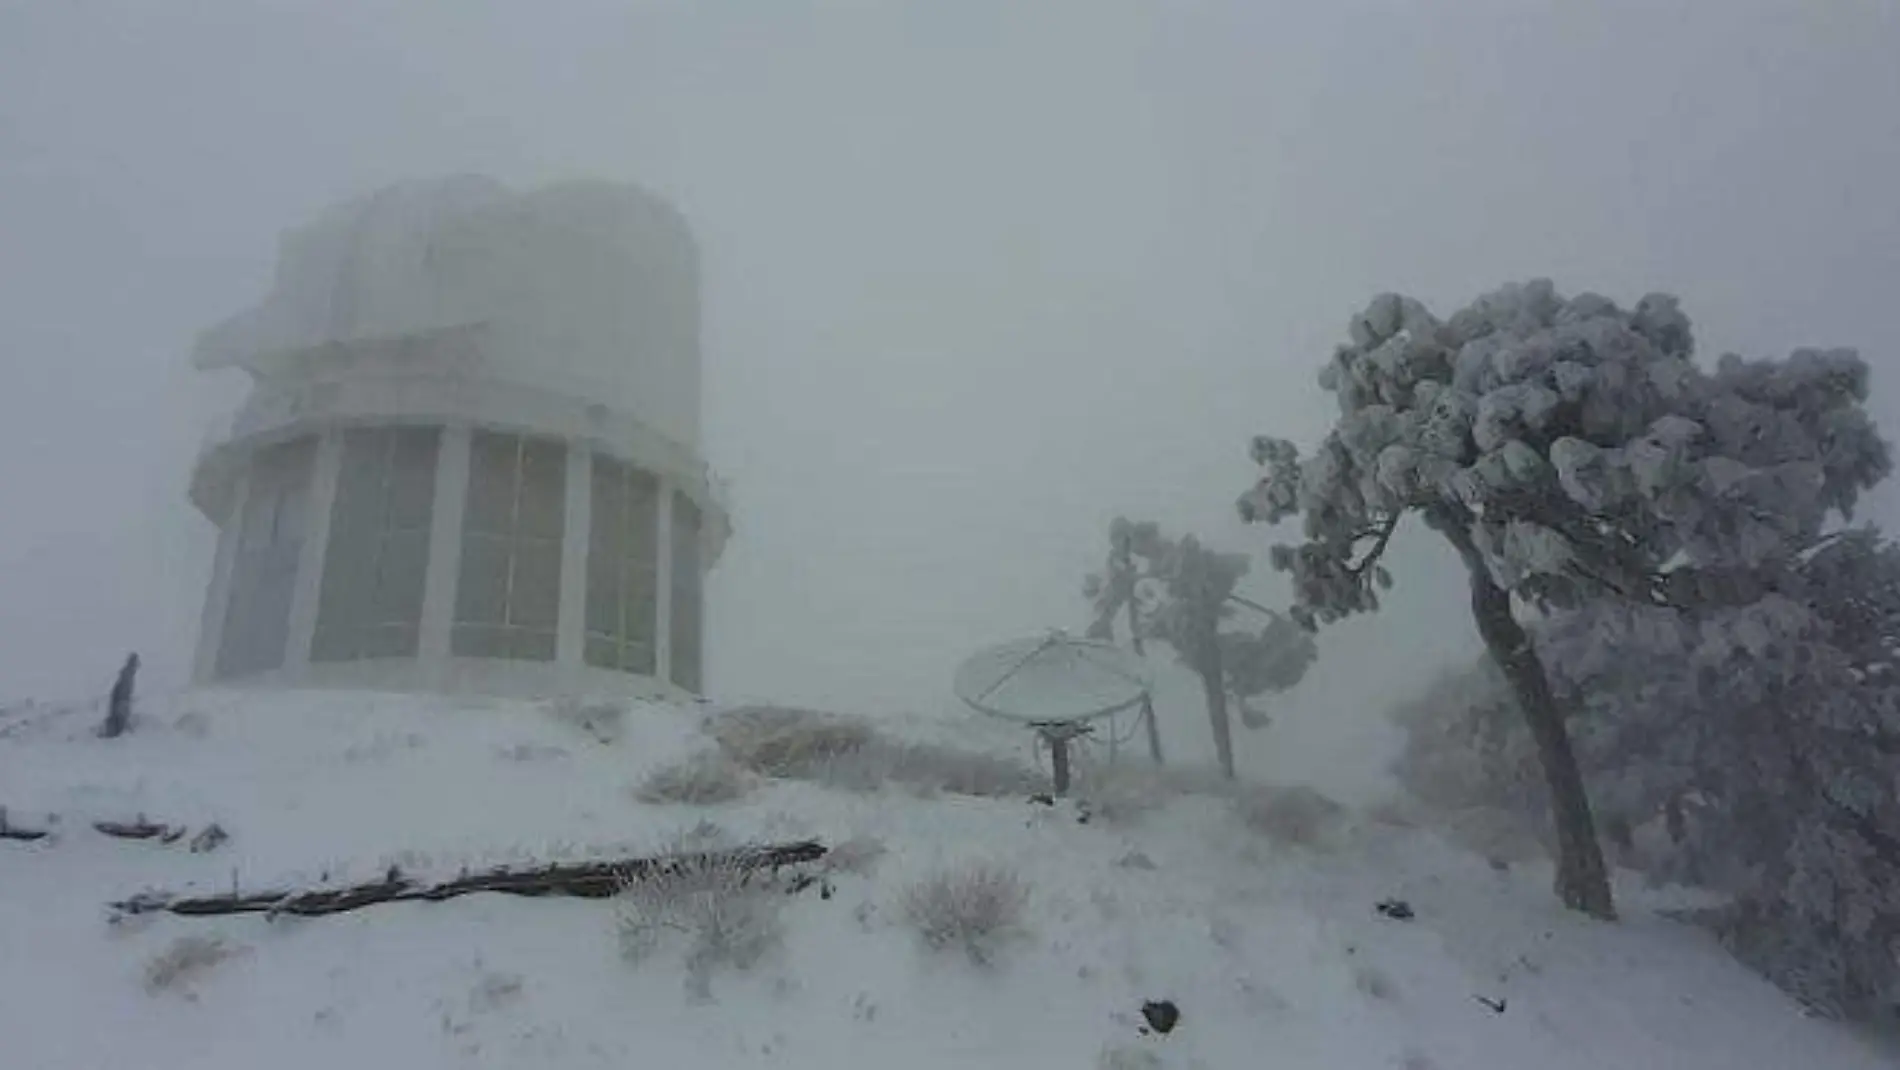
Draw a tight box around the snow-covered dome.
[185,176,726,702]
[195,175,703,448]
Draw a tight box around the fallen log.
[0,807,51,842]
[110,839,828,919]
[94,816,187,843]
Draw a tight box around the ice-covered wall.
[195,176,703,448]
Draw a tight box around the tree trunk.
[1198,646,1236,781]
[1138,695,1164,767]
[1464,567,1616,920]
[1122,550,1165,767]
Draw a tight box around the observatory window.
[584,458,660,675]
[216,435,316,679]
[670,490,703,693]
[452,431,566,662]
[311,427,439,663]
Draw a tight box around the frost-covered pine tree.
[1085,517,1317,779]
[1539,530,1900,1014]
[1238,280,1889,918]
[1388,529,1900,1013]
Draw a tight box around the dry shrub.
[709,706,875,777]
[144,934,239,995]
[823,834,889,876]
[1235,783,1347,848]
[613,839,785,998]
[546,696,626,744]
[635,751,756,805]
[901,862,1030,966]
[711,706,1038,798]
[839,741,1041,798]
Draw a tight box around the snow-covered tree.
[1085,518,1318,779]
[1238,279,1890,918]
[1538,529,1900,1015]
[1392,531,1900,1015]
[1085,518,1171,764]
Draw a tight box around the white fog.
[3,3,1898,1066]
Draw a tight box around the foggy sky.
[3,1,1897,788]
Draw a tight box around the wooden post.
[100,653,139,739]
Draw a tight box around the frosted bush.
[634,751,755,805]
[613,847,784,998]
[710,706,1039,798]
[546,696,625,744]
[834,740,1041,798]
[709,705,875,777]
[1234,783,1346,848]
[901,862,1030,966]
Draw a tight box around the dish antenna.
[952,629,1152,795]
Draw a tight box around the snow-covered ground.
[1,688,1893,1070]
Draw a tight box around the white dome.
[195,175,703,449]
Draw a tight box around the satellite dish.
[952,630,1151,794]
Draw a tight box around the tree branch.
[1346,513,1402,578]
[1225,593,1282,618]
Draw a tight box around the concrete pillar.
[556,445,592,666]
[419,422,472,683]
[654,476,675,687]
[283,429,343,672]
[192,464,251,685]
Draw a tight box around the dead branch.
[110,839,828,919]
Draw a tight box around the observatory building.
[186,176,729,700]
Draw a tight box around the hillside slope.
[1,689,1891,1070]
